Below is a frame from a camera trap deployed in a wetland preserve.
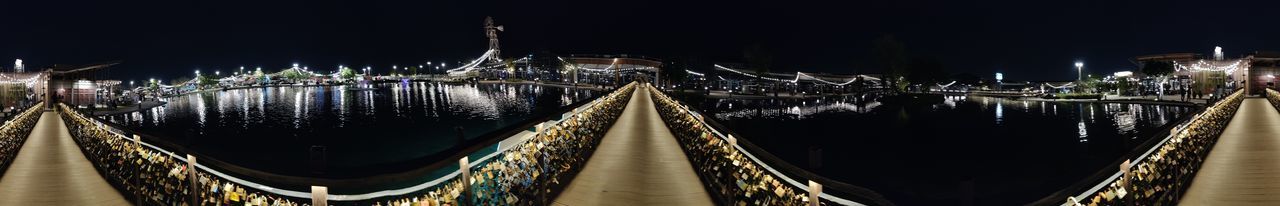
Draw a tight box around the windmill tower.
[485,16,504,62]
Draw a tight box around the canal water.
[106,82,598,178]
[675,94,1192,205]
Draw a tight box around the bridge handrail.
[1266,88,1280,113]
[59,82,638,205]
[0,103,47,178]
[1045,89,1244,205]
[648,87,894,206]
[92,85,608,191]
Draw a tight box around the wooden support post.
[460,157,471,204]
[187,155,199,206]
[311,186,328,206]
[809,180,822,206]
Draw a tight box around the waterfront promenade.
[553,85,714,205]
[1181,98,1280,205]
[0,111,130,205]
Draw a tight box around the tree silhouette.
[908,56,948,90]
[744,44,775,95]
[871,34,908,92]
[744,44,773,78]
[1141,61,1176,98]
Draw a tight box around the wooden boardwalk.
[0,111,131,205]
[553,85,714,206]
[1182,98,1280,205]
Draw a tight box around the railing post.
[133,134,143,205]
[459,156,471,205]
[1120,159,1132,189]
[808,180,822,206]
[187,155,199,206]
[311,186,328,206]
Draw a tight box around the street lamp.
[216,70,220,76]
[1074,62,1084,82]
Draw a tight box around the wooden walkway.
[0,111,131,205]
[1182,98,1280,205]
[553,85,714,206]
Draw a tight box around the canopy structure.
[711,64,881,86]
[564,56,661,73]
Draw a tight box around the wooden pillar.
[808,180,822,206]
[459,156,471,204]
[187,155,199,206]
[311,186,328,206]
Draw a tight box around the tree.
[1141,61,1176,99]
[559,57,578,84]
[908,56,948,91]
[280,69,309,81]
[660,60,689,89]
[504,58,517,80]
[197,75,217,86]
[744,44,775,95]
[338,67,357,80]
[744,44,773,77]
[871,34,908,92]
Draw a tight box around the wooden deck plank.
[0,111,131,205]
[1182,98,1280,205]
[553,85,714,206]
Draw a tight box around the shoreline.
[85,101,168,116]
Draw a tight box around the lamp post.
[1075,62,1084,83]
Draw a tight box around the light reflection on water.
[706,95,1183,137]
[683,94,1193,205]
[104,83,597,176]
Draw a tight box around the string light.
[446,49,498,74]
[1174,60,1244,74]
[685,70,705,76]
[1044,81,1075,88]
[714,64,879,86]
[935,81,957,89]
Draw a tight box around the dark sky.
[2,0,1278,82]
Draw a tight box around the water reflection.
[104,83,598,176]
[684,93,1193,205]
[703,95,1187,139]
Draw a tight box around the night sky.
[3,0,1278,82]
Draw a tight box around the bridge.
[3,18,1278,206]
[5,75,1280,205]
[1040,88,1280,205]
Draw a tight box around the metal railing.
[648,86,894,206]
[0,103,46,178]
[58,82,640,205]
[1035,89,1244,205]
